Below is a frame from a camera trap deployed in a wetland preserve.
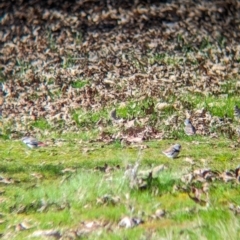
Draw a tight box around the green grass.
[30,118,51,130]
[72,108,108,127]
[180,93,239,118]
[1,28,240,240]
[0,136,240,239]
[71,79,89,89]
[1,2,240,239]
[117,97,156,119]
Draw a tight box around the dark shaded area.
[0,0,239,38]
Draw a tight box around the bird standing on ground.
[109,108,123,123]
[234,105,240,119]
[110,108,118,121]
[162,144,181,159]
[184,119,196,136]
[21,137,45,149]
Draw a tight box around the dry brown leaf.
[124,119,136,129]
[184,157,195,164]
[61,168,76,173]
[153,209,166,219]
[0,0,239,139]
[0,219,5,224]
[31,229,61,238]
[188,186,209,206]
[0,177,14,184]
[82,147,96,153]
[15,221,33,231]
[229,203,240,215]
[126,136,143,143]
[30,173,43,179]
[118,216,143,228]
[219,171,236,182]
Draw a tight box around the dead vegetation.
[0,2,240,237]
[0,0,240,139]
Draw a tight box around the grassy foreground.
[1,1,240,239]
[0,135,239,239]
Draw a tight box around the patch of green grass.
[180,93,239,118]
[71,79,89,89]
[214,152,235,162]
[72,109,108,127]
[117,97,156,120]
[30,118,51,130]
[0,137,240,239]
[100,228,146,240]
[53,129,100,142]
[220,79,239,96]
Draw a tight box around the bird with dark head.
[21,137,45,149]
[184,119,196,136]
[162,144,181,159]
[234,105,240,119]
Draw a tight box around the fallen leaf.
[61,168,76,173]
[15,221,33,231]
[31,229,61,239]
[126,136,143,143]
[118,216,143,228]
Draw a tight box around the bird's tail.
[38,142,47,147]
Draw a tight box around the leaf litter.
[1,0,240,239]
[0,0,239,140]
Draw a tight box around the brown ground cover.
[0,0,240,138]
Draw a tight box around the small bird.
[184,119,196,136]
[109,108,123,123]
[110,108,118,120]
[162,144,181,158]
[21,137,45,149]
[234,105,240,119]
